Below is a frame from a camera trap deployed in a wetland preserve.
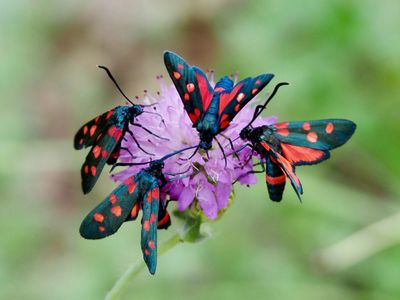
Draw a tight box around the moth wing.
[164,51,213,125]
[218,74,274,131]
[260,142,303,200]
[141,183,160,275]
[79,175,141,239]
[74,108,116,150]
[80,121,125,194]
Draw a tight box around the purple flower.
[112,75,276,220]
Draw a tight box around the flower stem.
[105,233,183,300]
[313,211,400,272]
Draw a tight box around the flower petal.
[177,186,196,211]
[197,185,218,220]
[216,183,231,209]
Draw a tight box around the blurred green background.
[1,0,400,299]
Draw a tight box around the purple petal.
[197,185,218,220]
[216,183,231,209]
[238,173,258,185]
[177,186,196,211]
[169,182,184,200]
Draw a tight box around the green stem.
[314,211,400,272]
[105,233,183,300]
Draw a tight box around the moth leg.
[178,145,199,160]
[164,165,192,176]
[234,160,265,184]
[131,122,169,141]
[126,129,155,156]
[141,108,167,127]
[119,147,135,159]
[214,137,227,168]
[219,133,235,151]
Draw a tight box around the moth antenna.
[97,65,135,106]
[247,82,289,127]
[111,145,198,171]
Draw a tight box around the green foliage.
[1,1,400,299]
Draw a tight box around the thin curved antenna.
[97,65,135,106]
[110,145,198,171]
[141,110,166,126]
[247,82,289,128]
[160,145,198,161]
[214,137,227,168]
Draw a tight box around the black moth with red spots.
[239,84,356,201]
[164,51,274,150]
[80,145,196,275]
[80,159,170,275]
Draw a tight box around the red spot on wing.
[274,122,288,129]
[173,71,181,79]
[266,174,286,185]
[186,83,195,93]
[234,104,240,112]
[218,83,244,114]
[281,143,325,165]
[130,203,139,218]
[90,166,97,176]
[93,213,104,223]
[276,154,301,187]
[128,182,137,194]
[147,192,152,203]
[111,206,122,217]
[143,220,150,231]
[255,79,261,85]
[219,113,231,129]
[188,113,197,123]
[98,226,105,232]
[79,138,83,145]
[184,93,190,101]
[214,87,225,92]
[89,125,97,136]
[150,213,157,223]
[95,116,100,123]
[105,110,113,119]
[220,114,229,123]
[84,165,89,174]
[148,240,155,249]
[188,108,201,123]
[277,129,289,136]
[96,133,102,142]
[144,249,150,256]
[302,122,311,131]
[113,128,123,141]
[260,141,271,151]
[101,149,109,158]
[124,177,133,185]
[307,132,318,143]
[236,92,245,102]
[325,122,334,134]
[195,72,213,111]
[83,126,88,135]
[251,88,258,95]
[92,145,101,158]
[109,194,117,204]
[177,64,183,69]
[152,188,159,200]
[108,126,116,137]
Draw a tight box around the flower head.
[112,75,276,220]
